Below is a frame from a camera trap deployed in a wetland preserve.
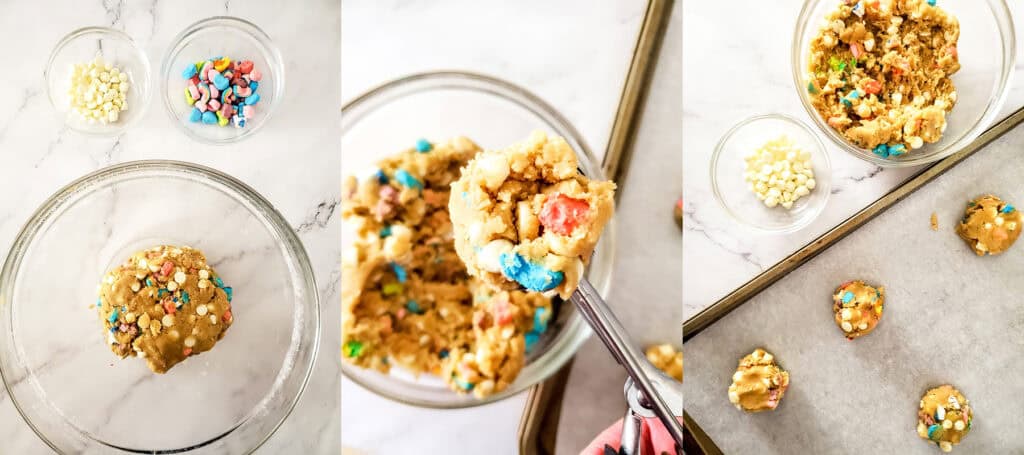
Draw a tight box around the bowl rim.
[44,26,153,137]
[339,69,615,409]
[790,0,1016,167]
[0,160,321,453]
[710,113,832,234]
[160,16,286,145]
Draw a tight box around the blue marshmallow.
[499,252,564,292]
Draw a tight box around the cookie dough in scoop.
[449,131,615,299]
[96,245,234,373]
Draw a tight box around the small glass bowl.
[711,114,831,233]
[45,27,152,136]
[340,71,615,408]
[161,17,284,145]
[792,0,1015,167]
[0,161,319,453]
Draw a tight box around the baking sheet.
[684,123,1024,453]
[544,1,683,453]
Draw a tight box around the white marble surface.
[682,0,1024,319]
[341,1,646,453]
[0,1,339,453]
[684,113,1024,454]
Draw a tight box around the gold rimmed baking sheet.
[683,105,1024,453]
[518,0,678,453]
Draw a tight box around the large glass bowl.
[792,0,1014,167]
[340,71,615,408]
[161,17,285,145]
[0,161,319,453]
[45,27,152,137]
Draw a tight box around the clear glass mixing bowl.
[0,161,319,453]
[792,0,1014,167]
[340,71,615,408]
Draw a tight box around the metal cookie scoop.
[570,279,683,454]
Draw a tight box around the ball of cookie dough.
[728,348,789,412]
[832,280,884,340]
[448,131,616,299]
[645,343,682,382]
[96,245,234,373]
[956,195,1021,256]
[917,385,972,452]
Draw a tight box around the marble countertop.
[682,0,1024,319]
[340,0,652,453]
[684,112,1024,454]
[0,0,339,453]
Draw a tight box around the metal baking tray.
[684,106,1024,453]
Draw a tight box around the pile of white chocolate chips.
[742,135,816,210]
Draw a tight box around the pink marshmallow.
[207,68,220,82]
[249,69,262,82]
[199,61,212,81]
[208,99,221,111]
[187,85,199,100]
[243,105,255,118]
[210,86,220,99]
[194,101,207,112]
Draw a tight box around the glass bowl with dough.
[792,0,1014,167]
[45,26,152,137]
[711,113,832,233]
[0,161,320,453]
[161,16,285,145]
[340,71,614,408]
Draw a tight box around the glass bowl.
[161,17,284,145]
[711,114,832,233]
[340,71,615,408]
[0,161,319,453]
[45,27,152,137]
[792,0,1014,167]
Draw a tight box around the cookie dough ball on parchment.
[917,384,972,452]
[832,280,884,340]
[956,194,1021,256]
[449,131,615,299]
[728,348,790,412]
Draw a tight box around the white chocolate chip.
[198,279,210,289]
[210,315,218,325]
[199,269,210,279]
[954,420,965,431]
[841,321,853,332]
[478,239,514,273]
[130,281,141,292]
[184,336,196,348]
[197,305,209,316]
[477,153,510,190]
[174,271,186,284]
[167,281,178,292]
[162,314,174,327]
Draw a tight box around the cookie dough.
[832,280,885,340]
[728,348,789,412]
[645,344,682,382]
[341,137,554,398]
[956,195,1021,256]
[96,245,233,373]
[917,384,972,452]
[449,131,616,299]
[806,0,960,156]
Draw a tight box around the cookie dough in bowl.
[341,137,556,399]
[792,0,1015,167]
[97,245,233,373]
[449,131,616,299]
[0,161,319,452]
[806,0,960,156]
